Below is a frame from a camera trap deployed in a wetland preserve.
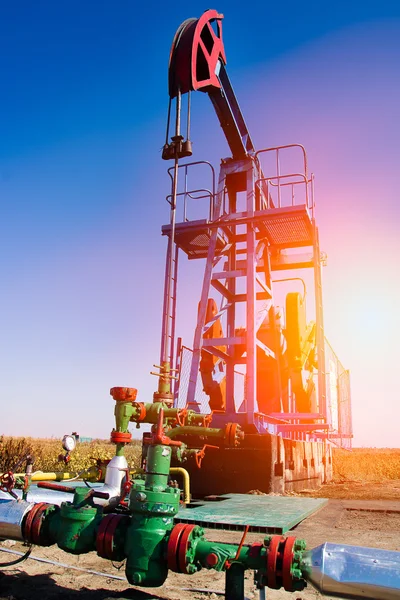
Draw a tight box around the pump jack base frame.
[173,434,332,497]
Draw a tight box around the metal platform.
[258,205,313,248]
[162,220,228,259]
[175,493,327,534]
[162,205,313,261]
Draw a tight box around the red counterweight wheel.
[266,535,298,592]
[23,502,53,546]
[167,523,196,573]
[96,514,129,561]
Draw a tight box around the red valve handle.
[37,482,76,493]
[0,471,15,491]
[144,407,182,447]
[88,490,110,500]
[0,471,18,499]
[195,444,219,468]
[37,481,109,499]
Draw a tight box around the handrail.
[255,172,312,214]
[167,160,216,221]
[255,143,308,176]
[166,188,214,221]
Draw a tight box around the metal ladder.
[160,241,179,368]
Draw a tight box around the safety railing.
[167,160,216,222]
[174,345,211,413]
[175,340,352,448]
[324,338,353,449]
[255,144,315,217]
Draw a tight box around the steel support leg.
[225,563,245,600]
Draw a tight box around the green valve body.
[49,488,103,554]
[125,442,180,587]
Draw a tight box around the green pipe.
[9,466,191,503]
[115,444,125,457]
[145,445,171,489]
[128,402,211,426]
[166,426,224,439]
[194,539,265,571]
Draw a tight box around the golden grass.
[1,437,399,483]
[332,447,400,482]
[0,436,142,474]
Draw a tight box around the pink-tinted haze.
[1,15,399,448]
[236,20,400,446]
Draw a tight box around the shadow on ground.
[0,571,166,600]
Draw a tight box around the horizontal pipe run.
[0,499,33,541]
[167,426,224,439]
[1,472,83,482]
[0,456,128,509]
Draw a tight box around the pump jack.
[149,9,353,496]
[1,11,400,600]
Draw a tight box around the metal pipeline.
[0,462,189,507]
[0,487,72,504]
[167,426,223,439]
[90,454,127,507]
[4,471,86,482]
[302,542,400,600]
[2,500,400,598]
[0,499,33,541]
[0,456,128,509]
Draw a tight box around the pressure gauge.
[62,434,76,452]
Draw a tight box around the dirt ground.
[1,480,399,600]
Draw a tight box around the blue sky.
[1,1,399,446]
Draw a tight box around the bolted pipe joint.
[257,535,307,592]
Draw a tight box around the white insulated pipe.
[302,542,400,600]
[0,455,128,511]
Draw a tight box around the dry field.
[300,447,400,501]
[1,437,399,490]
[0,436,142,476]
[332,447,400,482]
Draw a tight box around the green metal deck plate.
[175,494,328,534]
